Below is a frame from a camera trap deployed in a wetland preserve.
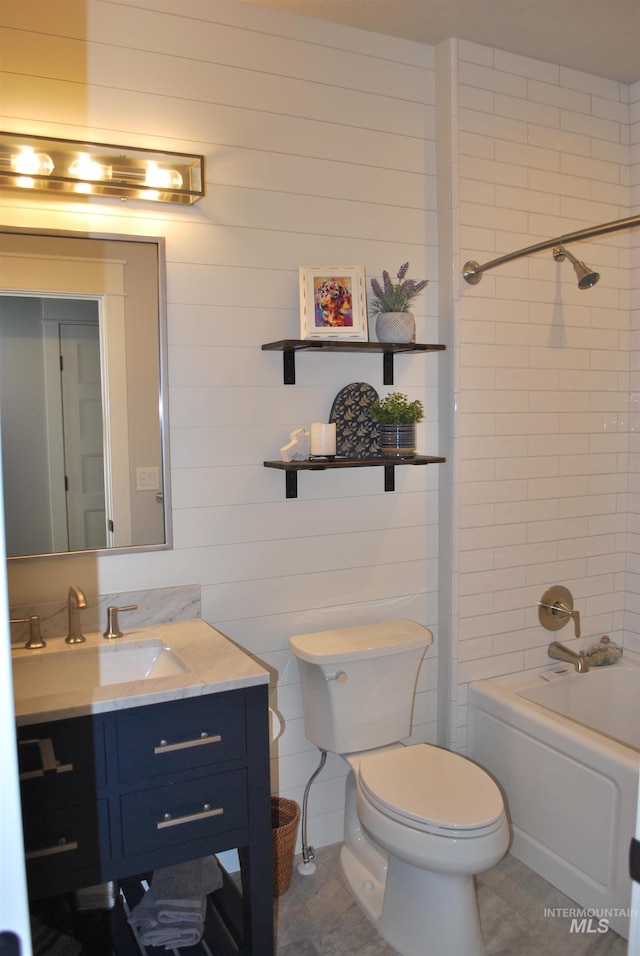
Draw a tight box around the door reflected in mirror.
[0,229,171,559]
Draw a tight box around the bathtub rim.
[468,650,640,766]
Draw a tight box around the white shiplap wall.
[0,0,439,849]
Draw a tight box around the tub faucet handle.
[550,601,580,638]
[570,608,580,639]
[538,586,581,638]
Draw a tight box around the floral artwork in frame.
[299,266,368,341]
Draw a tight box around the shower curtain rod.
[462,213,640,284]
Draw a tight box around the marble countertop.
[12,619,269,725]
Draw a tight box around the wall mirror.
[0,228,171,560]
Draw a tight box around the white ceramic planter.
[375,311,415,344]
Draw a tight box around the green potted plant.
[369,262,428,344]
[369,391,424,458]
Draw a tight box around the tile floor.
[30,843,630,954]
[276,844,629,955]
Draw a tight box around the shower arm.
[462,213,640,284]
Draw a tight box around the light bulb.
[11,147,54,176]
[68,152,111,181]
[144,162,183,189]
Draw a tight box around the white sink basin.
[12,639,189,700]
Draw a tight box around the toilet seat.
[357,743,505,838]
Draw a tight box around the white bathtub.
[468,656,640,939]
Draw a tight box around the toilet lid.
[357,744,504,834]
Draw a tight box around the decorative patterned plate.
[329,382,380,458]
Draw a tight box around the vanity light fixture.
[0,131,204,204]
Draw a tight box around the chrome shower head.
[553,245,600,289]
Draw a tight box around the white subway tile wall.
[452,39,638,750]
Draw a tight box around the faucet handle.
[551,601,581,638]
[570,608,580,638]
[538,585,581,638]
[103,604,138,640]
[10,614,45,649]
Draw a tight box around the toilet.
[289,620,510,956]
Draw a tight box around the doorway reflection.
[0,295,107,556]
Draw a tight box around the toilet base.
[341,843,486,956]
[340,766,492,956]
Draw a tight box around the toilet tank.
[289,620,432,754]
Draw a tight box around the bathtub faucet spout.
[548,641,589,673]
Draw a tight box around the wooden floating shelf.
[264,455,446,498]
[261,340,445,385]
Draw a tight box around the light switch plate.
[136,466,160,491]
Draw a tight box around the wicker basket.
[271,796,300,897]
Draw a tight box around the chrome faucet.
[66,586,87,644]
[548,640,589,673]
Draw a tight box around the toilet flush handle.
[325,670,348,682]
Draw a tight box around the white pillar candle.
[310,422,337,456]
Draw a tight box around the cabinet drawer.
[18,716,106,803]
[23,798,109,885]
[116,693,246,782]
[120,769,247,856]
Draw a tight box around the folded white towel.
[156,899,205,924]
[128,856,223,950]
[133,921,202,949]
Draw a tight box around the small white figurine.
[280,428,311,462]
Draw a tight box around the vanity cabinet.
[17,684,273,955]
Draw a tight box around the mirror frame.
[0,226,172,561]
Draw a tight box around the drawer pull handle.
[25,838,79,860]
[156,804,223,830]
[154,733,221,755]
[18,738,73,779]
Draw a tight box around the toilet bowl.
[340,743,509,956]
[354,744,508,873]
[289,621,510,956]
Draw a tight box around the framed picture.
[299,266,368,341]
